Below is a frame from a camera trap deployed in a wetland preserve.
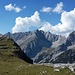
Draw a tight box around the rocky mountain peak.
[66,31,75,46]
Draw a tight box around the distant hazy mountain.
[4,30,75,63]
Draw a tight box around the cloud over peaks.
[39,8,75,37]
[12,11,41,33]
[5,4,22,12]
[12,8,75,37]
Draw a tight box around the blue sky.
[0,0,75,36]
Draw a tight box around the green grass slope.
[0,37,75,75]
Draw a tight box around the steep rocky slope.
[4,30,66,60]
[49,31,75,63]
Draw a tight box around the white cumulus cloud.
[52,2,64,14]
[41,7,52,13]
[39,8,75,37]
[41,2,64,14]
[12,8,75,37]
[12,11,41,33]
[5,4,22,12]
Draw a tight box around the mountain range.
[4,30,75,63]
